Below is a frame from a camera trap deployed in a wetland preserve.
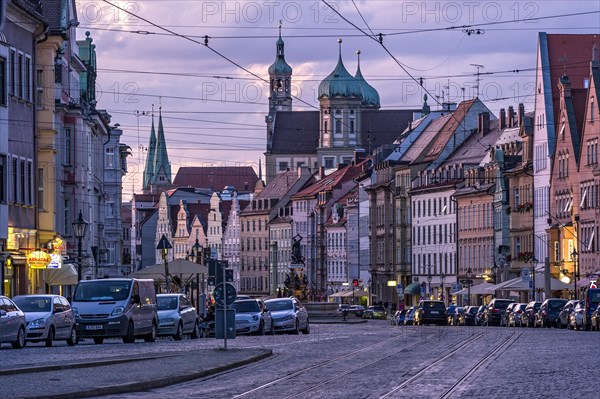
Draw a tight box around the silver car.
[264,297,309,334]
[0,296,26,349]
[156,294,201,340]
[231,299,273,335]
[12,295,77,347]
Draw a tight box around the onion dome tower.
[354,50,380,109]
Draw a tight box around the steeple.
[268,22,293,113]
[142,107,157,193]
[151,107,172,191]
[354,49,380,109]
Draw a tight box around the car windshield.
[493,301,513,309]
[13,297,51,312]
[265,300,293,311]
[231,301,260,313]
[590,291,600,303]
[548,300,567,309]
[74,281,131,301]
[468,307,478,314]
[422,301,445,310]
[157,296,178,310]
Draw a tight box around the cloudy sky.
[76,0,600,197]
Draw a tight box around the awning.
[404,282,421,295]
[483,274,571,292]
[329,290,372,298]
[42,265,78,286]
[453,281,494,296]
[130,258,208,287]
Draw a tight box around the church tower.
[142,107,172,194]
[266,25,293,152]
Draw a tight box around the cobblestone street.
[2,320,597,398]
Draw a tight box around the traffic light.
[352,279,359,287]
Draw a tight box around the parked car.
[73,278,158,344]
[264,297,309,334]
[568,301,585,331]
[507,303,527,327]
[535,298,568,328]
[404,307,416,325]
[391,309,406,326]
[558,300,580,329]
[447,307,465,326]
[414,300,446,326]
[156,294,200,340]
[12,294,77,347]
[591,305,600,331]
[582,288,600,330]
[337,304,351,315]
[363,306,387,320]
[475,305,487,326]
[230,299,273,335]
[0,296,26,349]
[483,299,515,326]
[348,305,365,318]
[462,306,479,326]
[521,301,542,328]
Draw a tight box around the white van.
[72,278,158,344]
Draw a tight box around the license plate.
[431,311,439,314]
[86,325,103,330]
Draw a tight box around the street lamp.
[528,256,537,301]
[572,249,578,300]
[156,234,172,292]
[466,268,473,306]
[426,266,432,299]
[440,272,446,304]
[72,210,89,282]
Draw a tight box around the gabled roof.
[442,119,504,167]
[292,163,364,199]
[173,166,259,192]
[424,98,477,162]
[256,169,307,199]
[400,113,453,163]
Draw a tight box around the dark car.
[508,303,527,327]
[404,307,416,325]
[521,301,542,328]
[483,299,515,326]
[462,306,478,326]
[535,298,568,328]
[591,305,600,331]
[557,300,580,329]
[348,305,365,318]
[583,288,600,330]
[414,300,446,326]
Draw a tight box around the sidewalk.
[0,348,271,399]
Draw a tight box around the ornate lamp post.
[529,256,537,301]
[426,266,433,299]
[156,234,172,292]
[571,249,578,300]
[72,210,89,282]
[466,268,473,306]
[440,272,446,304]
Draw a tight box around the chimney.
[478,112,490,135]
[319,166,326,180]
[499,108,506,130]
[507,106,515,128]
[518,103,525,127]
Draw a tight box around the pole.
[77,236,83,282]
[222,261,228,350]
[573,252,577,300]
[531,259,536,302]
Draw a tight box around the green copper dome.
[355,63,380,108]
[268,31,292,75]
[318,40,361,100]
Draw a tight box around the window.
[36,68,43,108]
[12,157,17,203]
[18,53,23,99]
[106,202,115,218]
[105,147,114,168]
[64,128,72,165]
[64,199,71,235]
[335,119,342,134]
[0,58,5,106]
[278,161,288,171]
[25,56,31,101]
[324,158,334,169]
[324,121,328,134]
[0,156,4,203]
[9,49,15,96]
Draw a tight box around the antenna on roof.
[470,64,484,98]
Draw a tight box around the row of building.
[130,32,599,308]
[1,0,129,296]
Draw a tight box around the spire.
[318,38,361,100]
[151,106,172,187]
[258,158,263,180]
[421,94,430,116]
[592,43,599,68]
[142,105,157,191]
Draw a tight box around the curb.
[19,349,273,399]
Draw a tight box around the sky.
[75,0,600,198]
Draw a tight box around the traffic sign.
[213,283,237,307]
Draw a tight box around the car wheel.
[302,321,310,334]
[67,327,77,346]
[123,321,135,343]
[93,337,104,345]
[12,326,25,349]
[190,321,200,339]
[45,326,55,347]
[144,322,157,342]
[174,322,184,341]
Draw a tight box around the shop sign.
[28,250,51,269]
[47,253,63,269]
